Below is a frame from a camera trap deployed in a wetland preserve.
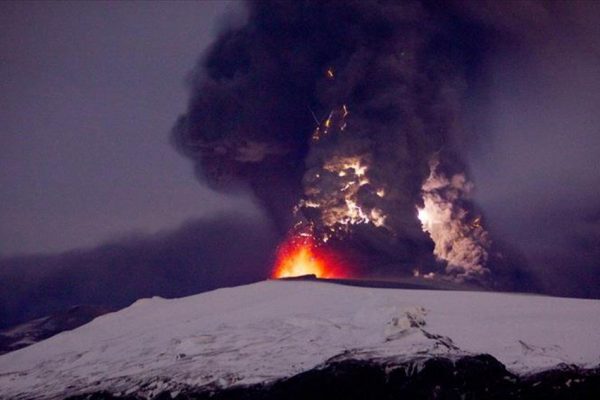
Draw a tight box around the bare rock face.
[66,355,600,400]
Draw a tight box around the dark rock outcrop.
[0,305,112,355]
[66,355,600,400]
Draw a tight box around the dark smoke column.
[172,0,528,285]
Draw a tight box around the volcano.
[1,279,599,399]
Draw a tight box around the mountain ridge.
[1,280,599,399]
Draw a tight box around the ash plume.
[174,1,479,275]
[172,0,599,290]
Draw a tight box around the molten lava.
[272,235,347,279]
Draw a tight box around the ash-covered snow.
[0,280,599,399]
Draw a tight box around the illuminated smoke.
[417,160,490,280]
[299,109,388,242]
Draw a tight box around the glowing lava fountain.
[272,235,347,279]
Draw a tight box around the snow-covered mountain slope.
[0,280,599,399]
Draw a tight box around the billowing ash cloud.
[418,160,491,281]
[173,0,597,291]
[173,0,488,276]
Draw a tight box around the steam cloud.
[173,0,599,293]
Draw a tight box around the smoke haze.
[0,214,278,329]
[461,0,600,297]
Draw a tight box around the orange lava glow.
[272,235,347,279]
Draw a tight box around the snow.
[0,280,599,399]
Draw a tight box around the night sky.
[0,1,252,256]
[1,1,599,328]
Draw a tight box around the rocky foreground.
[65,355,600,400]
